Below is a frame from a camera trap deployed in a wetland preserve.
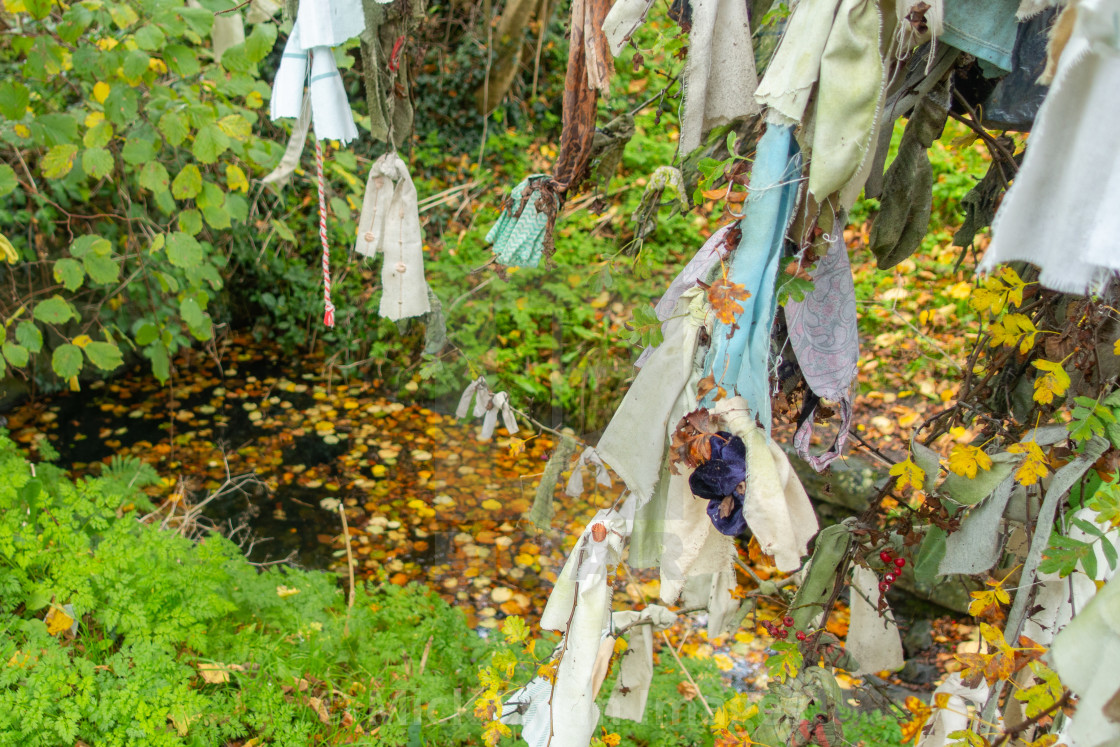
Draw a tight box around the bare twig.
[339,505,357,637]
[660,630,714,718]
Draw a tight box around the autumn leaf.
[968,577,1010,617]
[1007,440,1050,486]
[501,615,530,645]
[276,585,300,598]
[948,444,993,479]
[900,695,932,744]
[697,373,726,403]
[44,605,74,636]
[1032,359,1070,405]
[669,409,719,472]
[198,661,244,684]
[707,275,751,325]
[482,720,512,746]
[537,660,558,684]
[507,435,536,456]
[889,457,926,493]
[988,313,1040,355]
[473,690,502,721]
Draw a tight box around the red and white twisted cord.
[316,139,335,328]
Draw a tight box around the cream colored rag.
[713,397,818,571]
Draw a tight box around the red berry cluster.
[878,549,906,593]
[762,615,796,639]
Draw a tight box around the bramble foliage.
[0,0,282,387]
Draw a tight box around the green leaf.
[201,204,231,230]
[133,321,159,346]
[271,218,296,242]
[192,123,230,164]
[2,342,29,368]
[216,114,251,141]
[245,22,278,63]
[41,144,78,179]
[84,341,123,371]
[145,341,170,382]
[83,253,120,284]
[180,296,204,329]
[139,161,170,193]
[121,136,157,165]
[69,235,111,258]
[164,44,200,77]
[122,49,150,79]
[52,344,83,379]
[30,113,78,146]
[0,164,17,197]
[82,147,114,180]
[53,258,85,291]
[34,295,77,325]
[0,80,31,121]
[166,232,203,268]
[109,3,139,28]
[16,321,43,353]
[158,110,190,146]
[178,209,203,235]
[104,87,139,126]
[172,164,203,199]
[134,24,167,51]
[83,120,113,149]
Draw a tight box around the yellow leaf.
[68,375,80,391]
[481,719,512,746]
[1115,338,1120,356]
[0,234,18,264]
[275,585,300,598]
[93,81,111,104]
[1031,359,1070,405]
[481,498,502,511]
[72,334,92,348]
[148,57,167,74]
[948,444,993,479]
[45,605,74,636]
[537,660,558,684]
[14,124,29,138]
[1007,440,1050,486]
[197,662,242,684]
[225,164,249,194]
[988,313,1039,354]
[889,457,926,493]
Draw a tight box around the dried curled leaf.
[707,275,751,325]
[668,409,719,473]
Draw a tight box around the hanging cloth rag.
[354,152,431,320]
[785,223,860,471]
[270,20,361,144]
[940,0,1022,73]
[596,287,713,507]
[603,605,676,722]
[359,0,424,148]
[601,0,657,54]
[846,566,905,674]
[528,509,628,747]
[565,447,613,497]
[754,0,844,125]
[635,223,738,368]
[658,466,736,605]
[808,0,885,201]
[678,0,761,155]
[979,0,1120,295]
[869,78,950,270]
[486,175,557,268]
[915,675,992,747]
[701,124,802,432]
[714,397,819,572]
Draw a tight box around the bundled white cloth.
[455,377,519,441]
[980,0,1120,295]
[915,674,991,747]
[846,566,904,675]
[269,0,365,144]
[355,153,431,320]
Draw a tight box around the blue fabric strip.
[309,71,341,83]
[701,123,802,434]
[941,0,1020,73]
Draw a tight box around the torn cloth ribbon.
[604,605,676,722]
[354,152,431,320]
[714,397,818,572]
[701,124,802,433]
[455,378,519,441]
[270,22,360,144]
[846,566,904,675]
[486,176,556,268]
[635,222,738,369]
[786,223,859,470]
[678,0,761,155]
[565,447,612,498]
[979,0,1120,295]
[521,509,628,747]
[597,287,713,507]
[601,0,656,55]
